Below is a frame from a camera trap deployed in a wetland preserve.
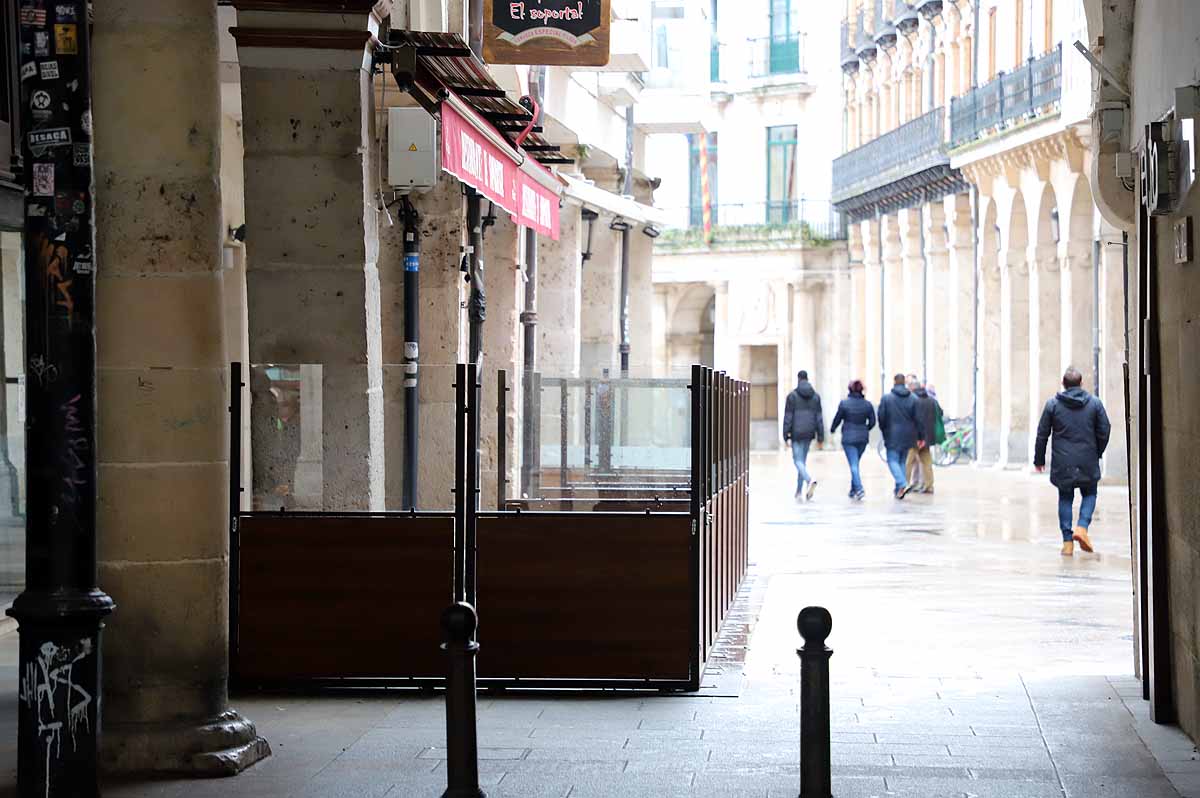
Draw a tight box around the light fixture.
[581,208,599,263]
[642,223,662,239]
[609,216,632,233]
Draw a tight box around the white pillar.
[861,218,884,398]
[945,193,975,418]
[999,248,1031,468]
[881,213,904,382]
[898,207,924,373]
[1028,243,1060,464]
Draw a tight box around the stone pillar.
[923,202,950,392]
[861,218,884,397]
[898,207,924,374]
[999,247,1030,468]
[627,224,655,377]
[235,7,387,511]
[580,224,620,377]
[977,231,1002,465]
[478,218,522,510]
[540,207,582,375]
[1098,224,1128,481]
[1060,240,1095,386]
[881,213,904,380]
[945,193,974,418]
[94,0,268,773]
[1028,243,1061,461]
[712,281,737,373]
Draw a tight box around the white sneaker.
[806,480,818,501]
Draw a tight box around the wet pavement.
[1,451,1198,797]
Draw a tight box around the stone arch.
[665,283,715,372]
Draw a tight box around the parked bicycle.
[932,416,975,466]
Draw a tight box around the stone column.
[923,202,950,392]
[712,281,736,373]
[945,193,974,418]
[1098,225,1128,481]
[1060,240,1095,385]
[847,225,866,385]
[1028,243,1060,461]
[861,218,884,397]
[628,187,656,377]
[94,0,268,773]
[999,248,1030,468]
[977,230,1002,465]
[881,213,904,380]
[235,6,387,511]
[898,207,924,374]
[580,224,620,377]
[540,207,582,375]
[478,217,522,510]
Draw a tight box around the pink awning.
[440,94,560,240]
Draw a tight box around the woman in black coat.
[830,379,876,500]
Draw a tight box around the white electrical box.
[388,107,439,192]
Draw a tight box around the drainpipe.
[619,106,634,377]
[971,185,980,428]
[877,207,885,394]
[466,189,486,366]
[10,3,115,795]
[520,67,545,496]
[1093,236,1102,396]
[919,209,929,381]
[402,198,421,509]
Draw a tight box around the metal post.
[559,379,569,491]
[497,369,507,508]
[618,107,634,377]
[465,362,480,608]
[441,602,485,798]
[454,364,467,603]
[403,200,421,509]
[797,606,833,798]
[229,362,244,683]
[9,4,115,796]
[466,190,486,367]
[520,68,544,499]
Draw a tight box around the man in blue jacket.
[1034,367,1112,556]
[877,373,919,499]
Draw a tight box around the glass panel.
[766,125,797,224]
[0,231,24,600]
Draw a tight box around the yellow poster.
[55,24,77,55]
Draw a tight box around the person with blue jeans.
[831,379,876,500]
[783,370,824,501]
[1034,367,1112,555]
[877,373,919,499]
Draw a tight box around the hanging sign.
[440,99,560,239]
[483,0,611,66]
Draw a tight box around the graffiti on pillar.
[19,638,95,797]
[59,393,87,506]
[33,232,73,322]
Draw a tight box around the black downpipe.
[9,4,116,796]
[466,189,486,366]
[1092,236,1102,396]
[402,199,421,510]
[619,107,634,377]
[521,68,545,496]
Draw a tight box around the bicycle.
[932,417,976,466]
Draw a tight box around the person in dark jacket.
[877,373,919,498]
[1034,367,1112,556]
[905,382,941,494]
[831,379,876,500]
[783,370,824,501]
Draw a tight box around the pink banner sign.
[440,99,559,240]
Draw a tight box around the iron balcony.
[950,44,1063,149]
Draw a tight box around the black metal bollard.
[442,602,486,798]
[797,606,833,798]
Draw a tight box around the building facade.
[644,0,849,448]
[835,0,1127,480]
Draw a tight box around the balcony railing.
[660,201,847,244]
[748,33,806,78]
[950,44,1062,149]
[832,106,948,203]
[872,0,896,48]
[840,21,858,71]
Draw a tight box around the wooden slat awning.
[387,30,571,168]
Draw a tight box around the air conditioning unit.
[388,107,439,193]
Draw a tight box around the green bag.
[933,404,946,445]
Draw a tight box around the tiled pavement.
[1,452,1198,797]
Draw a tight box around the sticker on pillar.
[54,24,76,54]
[32,163,54,197]
[28,127,70,156]
[20,62,36,81]
[73,244,92,275]
[34,31,50,56]
[39,60,58,80]
[484,0,610,65]
[80,109,90,136]
[72,143,88,167]
[19,7,47,27]
[53,3,76,20]
[31,90,51,114]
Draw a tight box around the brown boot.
[1073,526,1094,553]
[1061,540,1075,556]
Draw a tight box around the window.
[766,0,800,74]
[688,133,718,228]
[654,24,670,69]
[766,125,797,224]
[1043,0,1053,52]
[987,8,997,78]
